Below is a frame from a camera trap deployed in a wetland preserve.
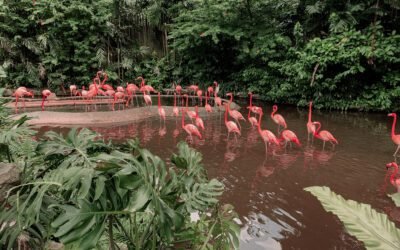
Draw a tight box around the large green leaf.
[305,186,400,249]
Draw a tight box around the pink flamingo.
[112,92,125,111]
[247,93,258,127]
[175,84,182,95]
[257,111,279,152]
[271,105,287,133]
[386,162,400,192]
[197,89,203,105]
[224,103,241,141]
[86,78,99,105]
[248,93,262,116]
[126,82,139,106]
[226,93,245,129]
[158,92,166,123]
[307,101,316,140]
[173,93,179,117]
[181,108,202,141]
[138,76,155,93]
[388,113,400,156]
[41,89,52,111]
[312,121,338,149]
[205,91,213,113]
[100,73,113,91]
[207,84,214,97]
[280,129,301,148]
[184,94,197,120]
[143,91,152,106]
[188,84,199,96]
[69,85,77,98]
[13,87,34,111]
[195,106,205,130]
[89,77,100,91]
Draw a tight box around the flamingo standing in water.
[181,108,202,141]
[112,91,125,111]
[143,90,152,106]
[226,93,245,129]
[173,93,179,117]
[312,121,338,149]
[184,94,197,120]
[126,82,139,107]
[280,129,301,148]
[195,106,205,130]
[205,91,213,113]
[248,93,262,117]
[271,105,287,133]
[386,162,400,192]
[257,111,279,152]
[224,103,241,141]
[41,89,52,111]
[13,87,34,111]
[388,113,400,156]
[247,93,258,127]
[158,92,166,123]
[307,101,316,140]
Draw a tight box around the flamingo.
[280,129,301,148]
[86,78,99,105]
[195,106,205,130]
[69,85,77,98]
[126,82,139,107]
[188,84,199,96]
[224,103,241,141]
[312,121,338,149]
[205,91,213,113]
[175,84,182,95]
[143,90,152,106]
[158,92,166,123]
[386,162,400,192]
[214,81,222,109]
[137,76,155,93]
[207,84,214,97]
[41,89,52,111]
[89,77,100,91]
[307,101,316,140]
[247,93,258,127]
[257,111,279,152]
[100,73,113,91]
[112,92,125,111]
[184,94,197,120]
[247,93,262,116]
[197,89,203,105]
[173,93,179,117]
[13,87,34,111]
[81,86,88,100]
[388,113,400,156]
[271,105,287,133]
[181,108,202,141]
[226,93,245,129]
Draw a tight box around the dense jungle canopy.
[0,0,400,110]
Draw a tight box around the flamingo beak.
[386,163,393,169]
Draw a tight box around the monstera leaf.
[305,186,400,250]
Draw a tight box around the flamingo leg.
[394,145,400,157]
[323,141,326,150]
[234,133,237,142]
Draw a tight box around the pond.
[35,98,398,249]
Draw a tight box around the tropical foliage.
[305,186,400,249]
[0,102,240,249]
[0,0,399,110]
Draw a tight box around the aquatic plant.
[305,186,400,249]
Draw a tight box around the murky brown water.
[36,98,400,249]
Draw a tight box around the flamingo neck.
[271,108,277,119]
[313,122,322,138]
[224,105,228,124]
[158,93,161,108]
[205,92,209,104]
[41,95,46,109]
[229,94,233,103]
[257,112,263,134]
[308,102,312,123]
[391,114,397,138]
[174,93,176,107]
[249,94,253,107]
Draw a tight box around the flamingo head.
[388,113,396,117]
[272,105,278,111]
[213,81,218,87]
[386,162,398,169]
[226,92,232,97]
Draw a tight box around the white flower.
[190,211,200,223]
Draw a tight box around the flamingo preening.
[181,108,202,141]
[388,113,400,156]
[41,89,52,111]
[158,92,166,123]
[312,121,338,149]
[307,101,316,140]
[226,93,245,129]
[257,111,279,152]
[224,103,241,141]
[173,93,179,117]
[386,162,400,192]
[195,106,205,130]
[271,105,287,133]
